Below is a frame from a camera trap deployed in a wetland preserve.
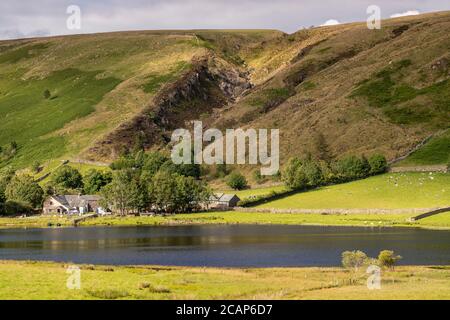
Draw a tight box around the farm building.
[208,193,241,209]
[43,195,107,215]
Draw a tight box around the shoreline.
[1,211,450,230]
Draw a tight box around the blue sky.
[1,0,449,40]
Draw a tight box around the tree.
[51,166,84,192]
[333,155,369,181]
[83,169,112,194]
[369,154,388,175]
[378,250,402,269]
[282,157,307,190]
[341,250,369,271]
[142,151,169,176]
[302,159,324,187]
[174,175,211,213]
[148,170,178,213]
[149,171,210,213]
[0,167,15,204]
[226,172,248,190]
[5,174,44,208]
[100,170,143,215]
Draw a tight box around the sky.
[1,0,449,40]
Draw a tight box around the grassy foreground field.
[256,173,450,210]
[1,211,450,230]
[0,261,448,300]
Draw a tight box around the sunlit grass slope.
[256,173,450,209]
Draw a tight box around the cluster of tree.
[282,154,388,190]
[101,151,210,215]
[0,168,43,215]
[341,250,402,271]
[44,166,112,196]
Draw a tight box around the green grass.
[142,61,190,93]
[0,68,121,168]
[0,43,49,64]
[249,87,292,108]
[352,60,450,126]
[256,173,450,210]
[397,130,450,166]
[0,261,449,300]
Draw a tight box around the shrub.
[369,154,388,175]
[333,155,370,181]
[226,172,248,190]
[378,250,402,269]
[341,250,369,271]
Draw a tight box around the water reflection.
[0,225,449,267]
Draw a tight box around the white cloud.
[320,19,340,26]
[390,10,420,18]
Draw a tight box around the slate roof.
[52,195,101,208]
[208,193,240,203]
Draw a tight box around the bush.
[226,172,248,190]
[333,155,370,181]
[369,154,388,175]
[5,174,44,208]
[282,157,324,190]
[378,250,402,269]
[341,250,369,271]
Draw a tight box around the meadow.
[255,173,450,210]
[0,261,448,300]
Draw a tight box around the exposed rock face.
[86,55,251,160]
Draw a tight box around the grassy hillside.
[396,130,450,166]
[0,12,449,173]
[0,30,283,171]
[210,11,450,168]
[256,173,450,209]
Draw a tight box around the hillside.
[0,12,449,172]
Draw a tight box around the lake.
[0,225,449,267]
